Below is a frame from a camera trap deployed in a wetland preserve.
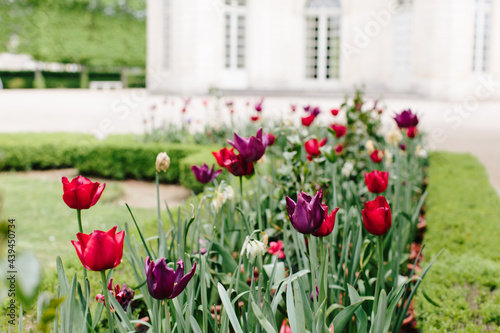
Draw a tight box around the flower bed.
[1,91,437,332]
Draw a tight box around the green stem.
[164,300,172,333]
[77,209,83,233]
[77,210,89,300]
[156,172,161,223]
[239,176,243,208]
[100,270,114,333]
[374,235,384,312]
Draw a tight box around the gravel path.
[0,89,498,196]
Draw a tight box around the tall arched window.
[225,0,247,70]
[305,0,341,80]
[473,0,492,72]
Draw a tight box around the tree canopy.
[0,0,146,68]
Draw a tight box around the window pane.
[237,15,246,68]
[327,16,340,79]
[225,14,231,68]
[306,16,319,79]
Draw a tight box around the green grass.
[415,152,500,332]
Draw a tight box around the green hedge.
[415,152,500,332]
[0,71,145,89]
[0,133,218,192]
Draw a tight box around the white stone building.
[147,0,500,100]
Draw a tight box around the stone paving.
[0,89,498,196]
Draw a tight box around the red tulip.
[250,115,260,122]
[304,138,326,161]
[280,320,292,333]
[62,176,106,210]
[365,170,389,194]
[330,124,347,138]
[312,205,339,237]
[224,154,254,176]
[301,114,316,127]
[267,133,276,146]
[370,150,384,163]
[72,226,124,271]
[407,126,418,138]
[362,196,392,236]
[268,241,285,259]
[331,109,339,116]
[213,147,254,176]
[335,144,344,155]
[212,148,235,167]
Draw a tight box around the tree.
[0,0,146,87]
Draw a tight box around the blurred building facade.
[147,0,500,100]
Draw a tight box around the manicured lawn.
[415,152,500,332]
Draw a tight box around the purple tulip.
[286,190,325,234]
[190,163,222,184]
[311,106,321,117]
[255,98,264,112]
[227,128,269,162]
[394,109,419,128]
[145,257,197,300]
[303,105,311,112]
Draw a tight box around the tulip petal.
[87,230,117,271]
[112,231,125,268]
[90,183,106,207]
[152,259,175,299]
[285,197,296,221]
[63,187,91,210]
[62,177,75,191]
[71,240,92,270]
[170,262,197,299]
[72,175,92,187]
[173,259,185,284]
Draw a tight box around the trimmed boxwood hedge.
[0,133,219,192]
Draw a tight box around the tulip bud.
[386,130,402,147]
[365,140,375,154]
[407,126,418,138]
[156,152,171,172]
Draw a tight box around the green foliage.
[0,71,144,89]
[1,0,146,68]
[415,152,500,332]
[74,142,195,183]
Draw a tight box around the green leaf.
[211,243,238,273]
[286,278,297,333]
[332,299,365,333]
[217,283,244,333]
[16,252,42,306]
[251,302,277,333]
[371,289,387,333]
